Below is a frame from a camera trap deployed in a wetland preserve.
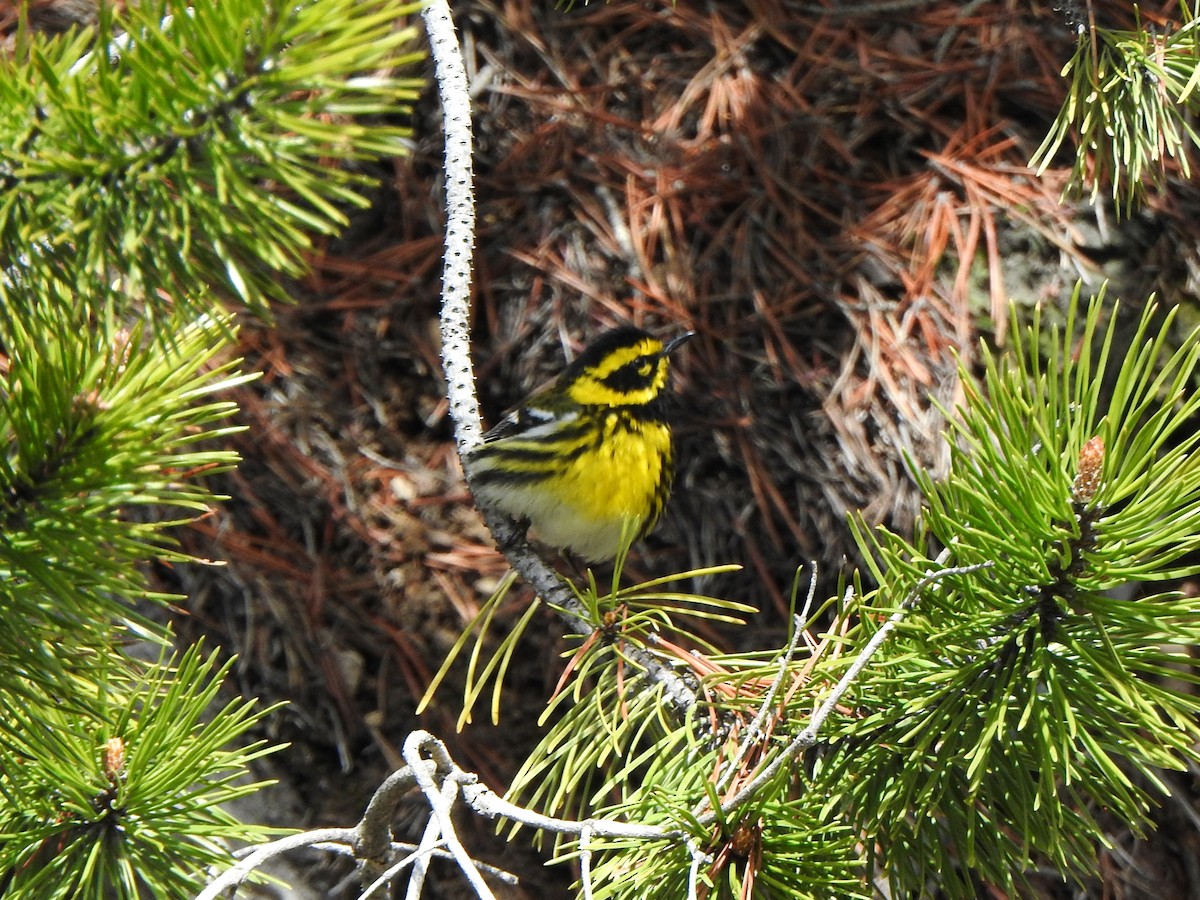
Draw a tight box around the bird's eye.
[638,362,653,377]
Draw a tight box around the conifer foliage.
[0,1,420,897]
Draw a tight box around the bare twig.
[398,812,445,900]
[195,828,361,900]
[354,767,416,863]
[404,731,497,899]
[196,735,524,900]
[711,575,812,799]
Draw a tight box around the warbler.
[464,327,693,562]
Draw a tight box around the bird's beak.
[664,331,695,355]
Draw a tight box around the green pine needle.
[1032,5,1200,214]
[0,296,254,701]
[0,644,286,900]
[827,287,1200,896]
[0,0,424,319]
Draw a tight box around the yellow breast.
[469,411,674,561]
[557,413,671,522]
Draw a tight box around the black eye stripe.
[602,356,659,388]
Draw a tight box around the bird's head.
[562,327,692,408]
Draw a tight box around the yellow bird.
[465,327,692,561]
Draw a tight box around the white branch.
[194,828,356,900]
[397,815,445,900]
[423,0,482,457]
[712,565,818,798]
[404,732,496,899]
[399,730,677,841]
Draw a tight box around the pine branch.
[0,0,423,318]
[0,299,252,697]
[0,646,282,900]
[825,289,1200,896]
[0,3,434,898]
[1033,4,1200,213]
[499,289,1200,898]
